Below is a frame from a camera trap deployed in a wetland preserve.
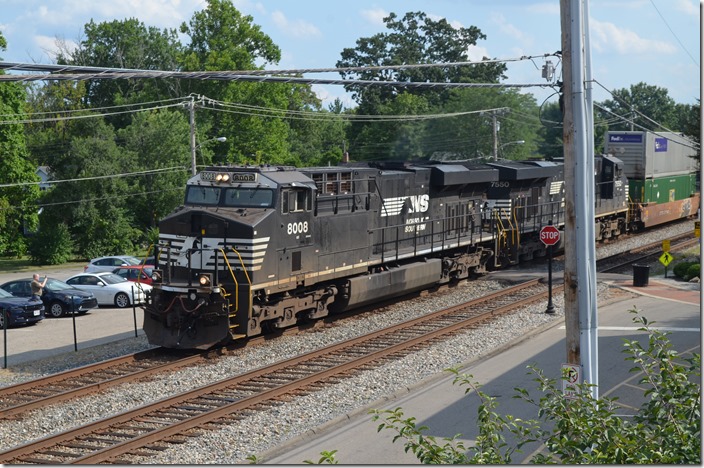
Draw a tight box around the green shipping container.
[629,174,697,204]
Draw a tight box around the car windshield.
[0,288,13,298]
[100,273,129,284]
[46,278,75,291]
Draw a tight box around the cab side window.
[282,189,311,214]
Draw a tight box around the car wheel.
[49,301,66,318]
[114,292,130,308]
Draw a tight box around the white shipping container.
[604,131,697,179]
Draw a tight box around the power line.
[0,166,188,189]
[648,0,699,67]
[0,53,560,77]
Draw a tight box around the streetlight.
[191,136,227,175]
[497,140,525,160]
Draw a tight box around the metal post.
[71,296,78,352]
[132,285,138,337]
[546,243,555,314]
[3,308,7,369]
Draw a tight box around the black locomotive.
[144,133,699,349]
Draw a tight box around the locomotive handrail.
[219,248,240,313]
[229,247,252,286]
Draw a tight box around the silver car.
[66,272,151,308]
[83,255,146,273]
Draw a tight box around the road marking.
[559,326,700,332]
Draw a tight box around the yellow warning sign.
[659,252,674,267]
[662,240,670,252]
[695,221,700,238]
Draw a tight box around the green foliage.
[685,263,700,281]
[28,223,74,265]
[597,82,678,132]
[671,260,700,281]
[59,17,183,113]
[371,310,700,464]
[0,34,41,256]
[303,450,340,464]
[337,11,512,161]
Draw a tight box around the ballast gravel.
[0,221,696,464]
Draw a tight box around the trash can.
[633,264,650,287]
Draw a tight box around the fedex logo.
[381,194,430,217]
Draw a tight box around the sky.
[0,0,700,112]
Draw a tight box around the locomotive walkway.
[262,272,701,464]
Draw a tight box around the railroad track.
[597,231,699,273]
[0,348,205,420]
[0,279,554,464]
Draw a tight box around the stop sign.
[540,225,561,246]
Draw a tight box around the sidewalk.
[262,276,701,464]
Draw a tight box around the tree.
[179,0,304,164]
[58,17,183,117]
[118,110,191,231]
[336,11,510,161]
[0,32,41,257]
[368,311,700,464]
[38,117,140,259]
[596,82,678,132]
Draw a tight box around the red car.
[111,265,154,285]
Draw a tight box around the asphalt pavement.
[0,264,147,367]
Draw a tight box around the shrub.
[28,223,74,265]
[685,263,700,281]
[673,261,696,279]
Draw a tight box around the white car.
[65,272,152,308]
[84,255,147,273]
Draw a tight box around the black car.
[0,278,99,318]
[0,288,44,328]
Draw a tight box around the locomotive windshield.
[185,186,274,208]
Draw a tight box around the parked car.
[66,272,152,308]
[0,288,45,328]
[112,265,155,285]
[84,255,145,273]
[0,278,98,318]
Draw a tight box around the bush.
[685,263,700,281]
[367,310,700,464]
[673,261,701,281]
[28,223,74,265]
[673,261,697,279]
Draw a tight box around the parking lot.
[0,265,148,367]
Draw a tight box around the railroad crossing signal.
[662,240,670,252]
[659,251,673,267]
[540,225,561,246]
[695,221,700,238]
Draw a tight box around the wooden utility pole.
[560,0,599,398]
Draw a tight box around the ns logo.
[381,194,430,217]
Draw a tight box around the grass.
[0,256,86,273]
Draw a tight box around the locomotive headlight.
[198,273,212,287]
[221,173,230,182]
[151,269,163,284]
[215,173,223,182]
